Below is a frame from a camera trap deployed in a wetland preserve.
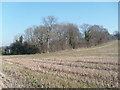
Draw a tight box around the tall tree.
[88,25,111,45]
[80,24,91,47]
[42,16,57,53]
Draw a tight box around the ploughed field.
[1,40,119,88]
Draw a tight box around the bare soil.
[1,40,119,88]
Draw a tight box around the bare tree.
[24,27,35,43]
[34,26,47,53]
[80,24,91,47]
[42,16,57,53]
[88,25,111,46]
[9,16,113,55]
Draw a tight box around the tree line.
[2,16,119,55]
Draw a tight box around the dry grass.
[1,40,119,88]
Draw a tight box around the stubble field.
[1,40,119,88]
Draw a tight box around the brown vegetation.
[1,40,118,88]
[2,16,116,55]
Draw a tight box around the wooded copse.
[2,16,119,55]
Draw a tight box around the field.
[0,40,119,88]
